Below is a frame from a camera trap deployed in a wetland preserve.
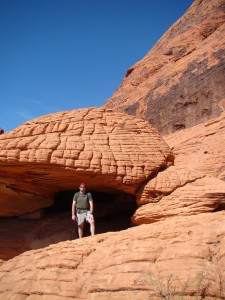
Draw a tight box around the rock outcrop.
[165,110,225,180]
[1,93,225,261]
[0,212,225,299]
[104,0,225,135]
[0,107,173,217]
[133,176,225,224]
[132,111,225,225]
[1,1,225,298]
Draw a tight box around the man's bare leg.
[89,219,95,236]
[78,223,84,238]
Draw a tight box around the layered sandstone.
[1,109,225,260]
[0,107,173,217]
[133,176,225,224]
[104,0,225,135]
[0,212,224,299]
[165,110,225,180]
[1,4,225,295]
[132,111,225,225]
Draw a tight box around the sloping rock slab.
[0,212,224,299]
[133,176,225,224]
[165,110,225,180]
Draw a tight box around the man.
[72,183,95,238]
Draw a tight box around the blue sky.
[0,0,193,132]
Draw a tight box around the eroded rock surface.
[133,176,225,224]
[104,0,225,135]
[0,107,173,217]
[165,110,225,180]
[132,111,225,224]
[0,212,224,299]
[1,4,225,296]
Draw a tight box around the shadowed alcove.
[48,189,137,236]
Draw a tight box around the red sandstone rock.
[136,166,202,206]
[0,212,224,299]
[0,212,76,261]
[1,110,225,259]
[0,107,173,217]
[1,4,225,290]
[165,110,225,180]
[104,0,225,135]
[132,176,225,225]
[0,128,4,135]
[132,111,225,224]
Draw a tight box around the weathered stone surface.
[133,111,225,224]
[1,4,225,296]
[104,0,225,135]
[136,166,202,206]
[165,110,225,181]
[1,101,225,261]
[0,212,75,261]
[133,176,225,225]
[0,212,224,299]
[0,107,173,217]
[0,210,134,260]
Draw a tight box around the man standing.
[72,183,95,238]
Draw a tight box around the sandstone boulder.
[132,111,225,224]
[104,0,225,135]
[133,176,225,225]
[0,107,173,217]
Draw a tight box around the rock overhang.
[0,107,174,217]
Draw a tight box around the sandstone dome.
[0,107,173,217]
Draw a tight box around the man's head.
[79,183,86,192]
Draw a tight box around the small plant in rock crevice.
[146,270,218,300]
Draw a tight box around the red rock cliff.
[104,0,225,135]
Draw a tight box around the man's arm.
[89,200,94,214]
[88,193,94,214]
[72,201,76,220]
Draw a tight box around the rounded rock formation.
[0,107,174,217]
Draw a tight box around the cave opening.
[46,190,137,237]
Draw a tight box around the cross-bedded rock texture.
[1,1,225,297]
[0,107,173,217]
[165,110,225,180]
[132,111,225,225]
[104,0,225,135]
[0,212,225,299]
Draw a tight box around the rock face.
[0,107,173,217]
[165,110,225,180]
[1,100,225,262]
[132,111,225,225]
[104,0,225,135]
[0,128,4,135]
[1,1,225,298]
[0,212,225,299]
